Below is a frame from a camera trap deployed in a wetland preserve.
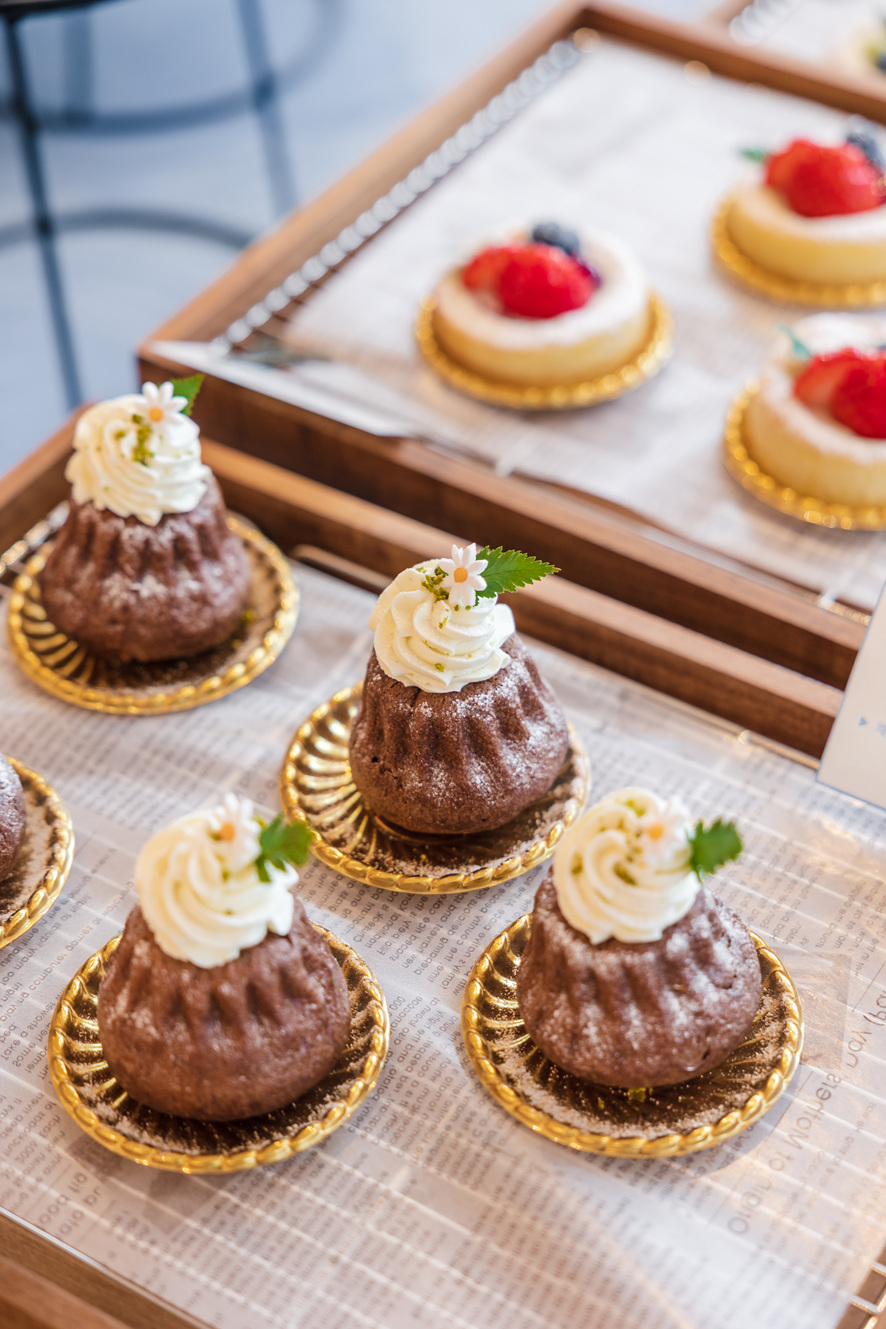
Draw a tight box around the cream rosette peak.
[554,787,701,945]
[369,544,514,694]
[368,543,559,694]
[65,380,210,527]
[136,793,307,968]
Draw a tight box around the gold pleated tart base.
[48,926,389,1173]
[711,198,886,308]
[723,383,886,530]
[7,516,298,714]
[415,293,672,410]
[462,915,803,1157]
[280,685,590,894]
[0,759,73,949]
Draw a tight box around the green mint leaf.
[776,324,812,361]
[475,547,558,598]
[170,373,204,416]
[255,815,314,881]
[740,147,769,162]
[688,819,743,881]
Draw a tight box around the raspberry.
[831,359,886,438]
[497,244,595,319]
[793,349,873,408]
[462,245,523,294]
[765,139,883,217]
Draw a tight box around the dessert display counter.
[5,4,886,1328]
[1,419,886,1329]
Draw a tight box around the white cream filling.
[733,183,886,244]
[760,314,886,457]
[434,233,648,350]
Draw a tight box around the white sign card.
[818,583,886,807]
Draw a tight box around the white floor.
[0,0,708,475]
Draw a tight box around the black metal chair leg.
[236,0,297,216]
[4,16,83,408]
[63,8,93,120]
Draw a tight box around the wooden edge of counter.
[0,1214,201,1329]
[203,439,840,758]
[0,1250,126,1329]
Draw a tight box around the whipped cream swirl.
[66,383,209,526]
[369,551,514,693]
[554,787,698,944]
[137,794,296,968]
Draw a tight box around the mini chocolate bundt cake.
[39,476,250,664]
[0,755,26,882]
[98,901,350,1121]
[350,636,569,836]
[517,874,762,1089]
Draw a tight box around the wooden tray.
[0,415,879,1329]
[136,0,886,697]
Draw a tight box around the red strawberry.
[498,244,595,318]
[793,349,873,408]
[764,139,883,217]
[831,359,886,438]
[765,139,819,192]
[462,245,523,294]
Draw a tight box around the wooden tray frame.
[137,0,886,697]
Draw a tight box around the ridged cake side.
[97,903,351,1121]
[0,756,26,882]
[349,635,570,836]
[517,874,762,1088]
[39,476,251,663]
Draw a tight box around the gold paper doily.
[462,915,803,1157]
[7,516,298,714]
[415,293,673,410]
[280,685,590,894]
[711,196,886,308]
[723,382,886,530]
[0,759,74,949]
[48,926,389,1173]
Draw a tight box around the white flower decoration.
[137,381,188,435]
[438,543,488,608]
[207,792,262,874]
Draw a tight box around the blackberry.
[846,119,886,172]
[530,222,581,257]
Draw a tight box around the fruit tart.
[743,314,886,505]
[39,376,251,664]
[723,127,886,286]
[430,221,654,387]
[0,755,26,883]
[517,787,761,1088]
[349,543,570,837]
[97,794,350,1121]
